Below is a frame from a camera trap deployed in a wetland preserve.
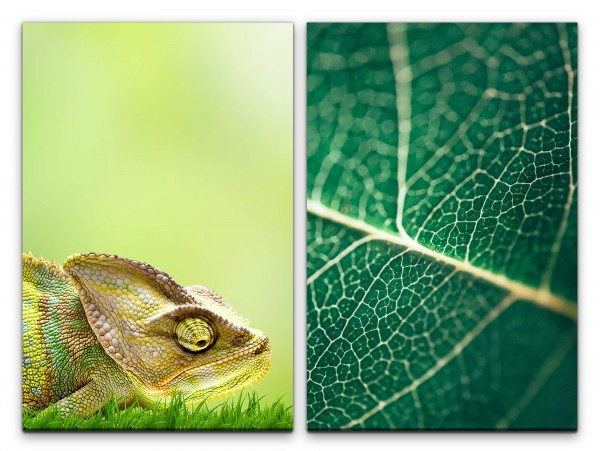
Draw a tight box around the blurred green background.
[23,23,293,406]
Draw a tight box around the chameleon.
[22,252,271,417]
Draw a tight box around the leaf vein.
[308,198,577,321]
[342,296,515,428]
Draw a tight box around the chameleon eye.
[175,317,215,353]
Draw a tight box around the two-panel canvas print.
[22,22,576,431]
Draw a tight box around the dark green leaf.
[307,23,577,430]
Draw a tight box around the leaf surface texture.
[307,23,577,430]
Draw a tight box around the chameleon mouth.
[169,335,271,386]
[171,336,271,403]
[198,359,272,402]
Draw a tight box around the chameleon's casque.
[22,253,271,417]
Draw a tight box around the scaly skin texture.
[22,253,271,417]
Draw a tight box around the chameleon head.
[63,253,271,403]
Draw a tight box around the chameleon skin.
[22,253,271,417]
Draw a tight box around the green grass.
[23,392,293,431]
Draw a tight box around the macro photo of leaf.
[307,23,577,430]
[23,23,293,430]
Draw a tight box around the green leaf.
[307,23,577,430]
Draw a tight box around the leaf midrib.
[307,198,577,322]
